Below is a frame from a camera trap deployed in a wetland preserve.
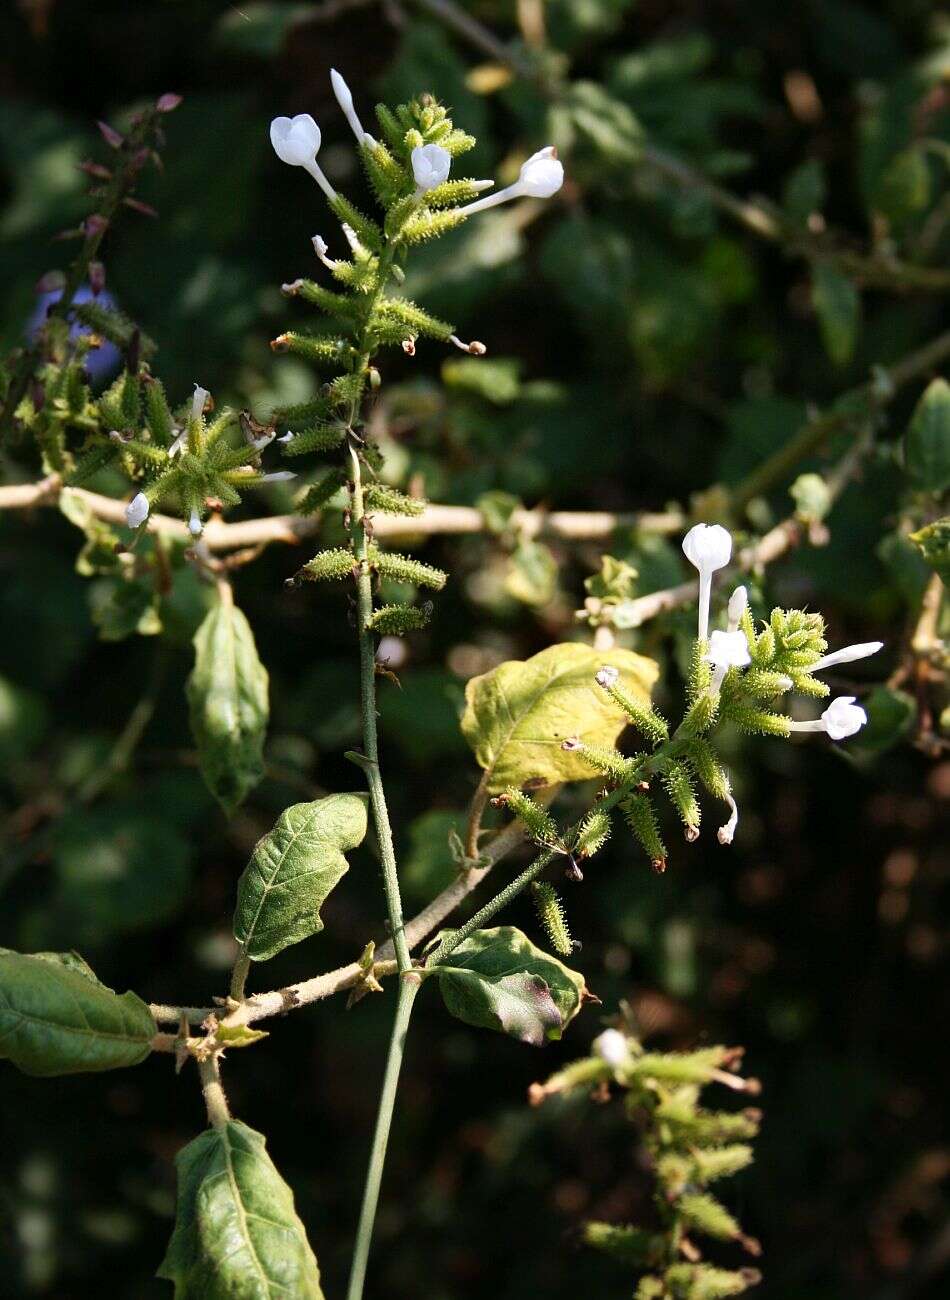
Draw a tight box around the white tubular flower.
[411,143,451,192]
[248,431,275,452]
[125,492,149,529]
[727,584,748,632]
[592,1028,629,1067]
[455,145,564,216]
[188,507,202,537]
[258,471,297,483]
[311,234,337,269]
[717,793,739,845]
[788,695,868,741]
[270,114,337,201]
[809,641,884,673]
[191,384,209,424]
[682,522,733,643]
[330,69,372,145]
[705,628,751,693]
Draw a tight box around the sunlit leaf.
[461,642,658,792]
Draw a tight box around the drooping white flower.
[269,114,336,201]
[592,1028,628,1067]
[330,69,371,145]
[455,145,564,217]
[449,334,487,355]
[125,491,149,529]
[411,143,451,192]
[311,234,337,269]
[682,523,733,643]
[809,641,883,674]
[788,695,868,741]
[717,793,739,845]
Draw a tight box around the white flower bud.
[188,507,202,537]
[592,1028,628,1067]
[258,471,297,483]
[518,146,564,198]
[727,584,748,630]
[125,491,149,529]
[810,641,883,673]
[682,522,733,573]
[191,384,209,424]
[595,665,620,688]
[683,523,734,643]
[411,143,452,192]
[330,69,370,145]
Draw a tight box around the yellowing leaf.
[461,642,658,793]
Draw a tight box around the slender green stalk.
[346,977,420,1300]
[345,237,418,1300]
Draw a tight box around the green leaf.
[233,795,368,961]
[848,686,916,756]
[782,158,826,224]
[505,540,558,607]
[427,925,587,1046]
[187,600,269,814]
[909,518,950,583]
[812,263,860,366]
[904,379,950,494]
[158,1119,324,1299]
[461,642,658,793]
[0,948,155,1076]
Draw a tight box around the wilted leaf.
[0,948,154,1076]
[187,600,269,814]
[158,1119,324,1299]
[812,263,860,366]
[461,642,658,792]
[904,379,950,494]
[233,794,367,961]
[427,925,587,1046]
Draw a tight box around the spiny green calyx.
[621,792,667,872]
[367,603,431,635]
[595,665,669,746]
[531,881,573,957]
[574,807,612,859]
[561,737,635,784]
[661,760,701,840]
[369,547,447,591]
[493,788,561,847]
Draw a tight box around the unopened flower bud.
[125,492,149,529]
[269,113,336,200]
[593,1028,628,1067]
[411,143,451,192]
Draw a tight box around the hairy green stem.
[346,976,420,1300]
[198,1054,230,1131]
[345,236,417,1300]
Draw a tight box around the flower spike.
[683,523,733,642]
[270,114,337,201]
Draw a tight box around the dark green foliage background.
[1,1,948,1296]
